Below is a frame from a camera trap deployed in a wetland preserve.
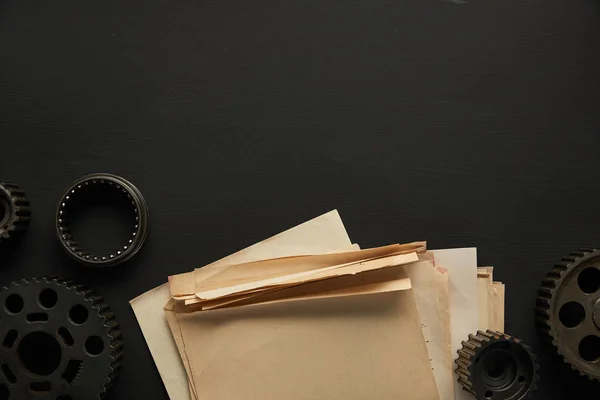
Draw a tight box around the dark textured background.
[1,0,600,398]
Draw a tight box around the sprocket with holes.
[0,277,123,399]
[455,330,538,400]
[537,248,600,380]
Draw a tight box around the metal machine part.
[0,277,123,399]
[537,248,600,380]
[0,182,30,245]
[456,330,538,400]
[56,173,149,267]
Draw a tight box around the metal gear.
[0,182,31,245]
[56,173,149,267]
[536,248,600,380]
[0,277,123,399]
[455,330,538,400]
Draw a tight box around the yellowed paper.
[131,210,352,400]
[177,289,439,400]
[167,263,413,398]
[402,256,453,400]
[434,266,452,392]
[490,282,505,331]
[431,248,478,400]
[192,244,410,294]
[197,265,413,311]
[477,272,492,330]
[194,252,419,301]
[130,284,195,400]
[169,210,353,299]
[164,299,197,400]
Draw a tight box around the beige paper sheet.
[477,270,493,330]
[196,263,410,311]
[169,210,353,299]
[177,288,439,400]
[194,252,419,301]
[192,244,410,294]
[431,248,478,400]
[433,266,452,383]
[402,256,453,400]
[490,282,505,332]
[131,210,352,400]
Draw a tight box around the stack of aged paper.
[131,210,505,400]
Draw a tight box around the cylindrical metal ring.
[55,173,149,267]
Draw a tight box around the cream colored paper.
[433,266,452,386]
[177,288,439,400]
[491,282,505,331]
[197,264,409,311]
[431,248,478,400]
[192,244,411,294]
[402,256,454,400]
[131,210,352,400]
[169,210,353,299]
[166,266,415,398]
[194,252,419,301]
[477,271,492,330]
[130,284,193,400]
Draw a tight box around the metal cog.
[455,330,539,400]
[0,277,123,399]
[0,181,31,244]
[536,248,600,380]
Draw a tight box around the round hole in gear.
[5,294,23,314]
[481,350,517,384]
[559,301,586,328]
[85,336,104,356]
[69,304,88,325]
[38,289,58,309]
[579,335,600,362]
[578,267,600,294]
[18,332,62,376]
[485,390,493,398]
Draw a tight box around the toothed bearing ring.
[536,248,600,380]
[56,173,149,267]
[0,182,31,245]
[456,330,538,400]
[0,277,123,399]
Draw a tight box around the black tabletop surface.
[1,0,600,398]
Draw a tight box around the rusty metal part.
[456,330,538,400]
[537,248,600,380]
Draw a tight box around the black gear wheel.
[455,330,538,400]
[0,277,123,399]
[536,248,600,380]
[0,182,30,245]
